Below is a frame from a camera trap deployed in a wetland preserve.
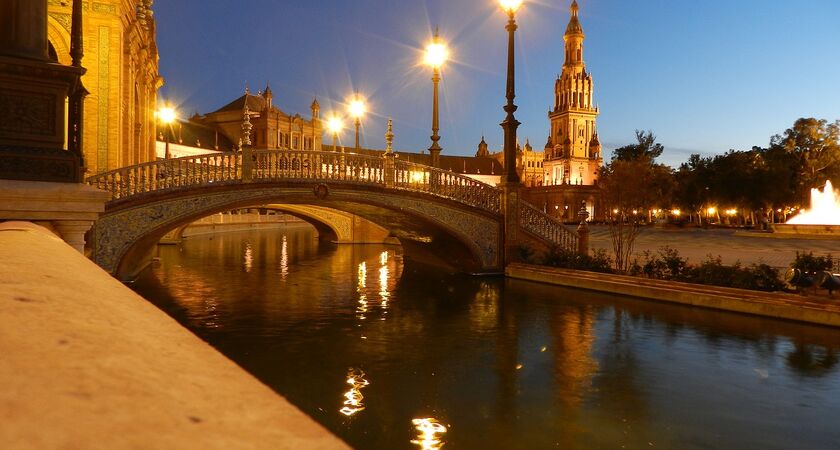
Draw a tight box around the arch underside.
[92,184,502,279]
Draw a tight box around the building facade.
[196,86,323,152]
[543,0,602,186]
[47,0,161,174]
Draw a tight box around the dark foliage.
[542,246,614,273]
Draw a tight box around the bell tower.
[544,0,601,186]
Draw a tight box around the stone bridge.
[86,149,579,279]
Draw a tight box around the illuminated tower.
[544,0,602,186]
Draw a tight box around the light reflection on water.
[410,418,447,449]
[133,228,840,450]
[340,368,369,417]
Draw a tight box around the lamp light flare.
[327,116,343,134]
[157,106,177,124]
[499,0,523,13]
[348,99,366,119]
[424,42,449,68]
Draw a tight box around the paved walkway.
[588,226,838,269]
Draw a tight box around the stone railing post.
[241,146,253,182]
[383,153,396,188]
[577,201,590,256]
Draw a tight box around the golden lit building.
[485,138,545,188]
[47,0,162,174]
[544,0,602,186]
[197,86,323,151]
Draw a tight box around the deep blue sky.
[156,0,840,167]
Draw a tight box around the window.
[293,136,299,149]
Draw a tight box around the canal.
[132,227,840,449]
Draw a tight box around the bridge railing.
[519,200,579,251]
[250,150,386,184]
[85,150,502,214]
[393,160,501,214]
[86,152,242,200]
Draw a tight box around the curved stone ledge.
[506,263,840,328]
[0,221,349,449]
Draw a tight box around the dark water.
[132,227,840,450]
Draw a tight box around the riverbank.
[506,263,840,328]
[0,222,349,449]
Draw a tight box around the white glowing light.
[157,106,177,124]
[424,42,448,68]
[327,116,343,134]
[500,0,523,14]
[348,99,366,119]
[787,180,840,225]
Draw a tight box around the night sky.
[155,0,840,167]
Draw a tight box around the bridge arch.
[92,184,502,280]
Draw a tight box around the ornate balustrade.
[86,150,501,214]
[519,201,579,251]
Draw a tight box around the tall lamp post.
[157,105,177,159]
[348,97,365,152]
[424,26,448,168]
[499,0,522,184]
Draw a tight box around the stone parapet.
[0,179,110,251]
[507,263,840,328]
[0,222,349,449]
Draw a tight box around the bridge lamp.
[156,105,178,159]
[498,0,524,184]
[500,0,523,13]
[347,97,366,152]
[327,115,344,152]
[423,27,448,169]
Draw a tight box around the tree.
[611,130,665,163]
[600,131,674,272]
[673,154,713,224]
[770,118,840,203]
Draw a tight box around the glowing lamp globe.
[424,42,448,68]
[327,116,343,135]
[348,99,366,119]
[500,0,523,13]
[158,106,177,124]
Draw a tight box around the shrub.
[637,246,690,280]
[791,252,834,273]
[682,256,783,292]
[542,246,614,274]
[633,247,783,292]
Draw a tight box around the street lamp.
[424,26,448,168]
[157,105,177,159]
[499,0,523,184]
[326,115,344,153]
[327,114,344,176]
[348,96,366,152]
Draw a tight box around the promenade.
[588,226,837,269]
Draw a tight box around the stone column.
[0,0,49,61]
[502,181,521,266]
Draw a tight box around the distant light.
[707,207,717,215]
[672,209,681,216]
[348,98,366,119]
[500,0,523,14]
[157,106,177,124]
[327,116,343,134]
[612,209,619,214]
[424,41,449,68]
